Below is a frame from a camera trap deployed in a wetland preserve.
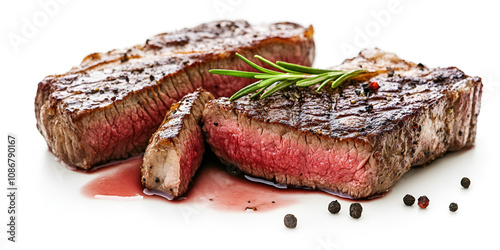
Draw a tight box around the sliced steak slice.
[202,48,482,199]
[35,20,315,170]
[141,88,213,198]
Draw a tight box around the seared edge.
[202,48,483,198]
[141,88,214,198]
[202,101,376,197]
[35,20,315,169]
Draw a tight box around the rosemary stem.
[210,53,370,101]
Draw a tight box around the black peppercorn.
[403,194,415,206]
[328,200,341,214]
[461,177,471,188]
[349,203,363,219]
[150,75,155,81]
[449,202,458,212]
[284,214,297,229]
[365,104,373,112]
[362,83,370,94]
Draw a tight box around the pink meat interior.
[204,118,374,192]
[179,127,205,185]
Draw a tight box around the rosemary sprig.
[209,53,369,101]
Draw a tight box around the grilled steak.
[202,48,482,199]
[35,20,315,170]
[141,88,213,198]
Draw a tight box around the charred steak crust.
[35,20,315,169]
[202,48,482,199]
[141,88,213,198]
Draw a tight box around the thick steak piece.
[141,88,213,198]
[202,48,482,199]
[35,20,315,170]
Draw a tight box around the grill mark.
[35,21,315,169]
[203,49,482,198]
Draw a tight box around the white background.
[1,0,500,249]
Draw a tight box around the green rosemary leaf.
[250,81,274,99]
[251,76,295,99]
[229,80,264,101]
[330,69,367,89]
[235,53,281,75]
[230,77,286,101]
[316,76,336,92]
[211,53,370,101]
[260,80,296,99]
[296,72,337,87]
[276,61,335,74]
[208,69,264,78]
[254,55,302,74]
[254,74,303,80]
